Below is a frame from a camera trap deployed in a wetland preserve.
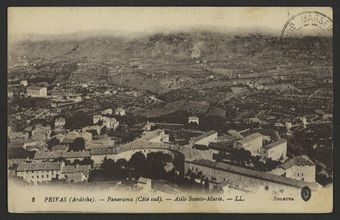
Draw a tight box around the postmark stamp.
[278,11,332,42]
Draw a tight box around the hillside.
[8,31,333,95]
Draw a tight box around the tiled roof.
[142,129,166,141]
[189,159,318,190]
[63,151,90,158]
[90,148,117,155]
[279,155,315,170]
[34,151,63,159]
[263,139,287,150]
[51,145,68,151]
[17,162,62,172]
[236,132,262,145]
[190,130,217,143]
[208,142,233,151]
[34,150,90,159]
[27,86,46,90]
[61,165,90,174]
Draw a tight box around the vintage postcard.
[7,7,333,213]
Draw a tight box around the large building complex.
[269,155,316,183]
[260,139,287,161]
[233,132,263,156]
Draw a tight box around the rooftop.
[189,159,318,190]
[263,139,287,150]
[17,162,62,172]
[27,86,46,90]
[63,151,91,158]
[90,147,117,155]
[236,132,262,145]
[34,151,63,160]
[279,155,315,170]
[61,165,91,174]
[190,130,217,143]
[142,129,167,141]
[34,151,90,159]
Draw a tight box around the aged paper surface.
[8,7,333,213]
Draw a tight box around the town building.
[141,129,170,143]
[143,121,155,131]
[81,131,93,142]
[31,124,51,140]
[233,132,263,156]
[260,139,287,161]
[270,155,316,183]
[101,108,113,115]
[102,117,119,130]
[115,107,126,116]
[82,125,102,135]
[137,177,152,192]
[85,135,115,149]
[185,159,319,193]
[27,86,48,97]
[20,80,28,87]
[9,131,29,141]
[16,161,64,184]
[93,115,102,124]
[54,117,66,128]
[50,144,69,152]
[190,131,218,147]
[188,116,199,125]
[60,164,91,183]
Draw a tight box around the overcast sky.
[8,7,332,40]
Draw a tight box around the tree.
[79,157,94,166]
[128,152,146,179]
[47,137,60,150]
[69,137,85,151]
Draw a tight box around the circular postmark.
[278,11,333,54]
[279,11,332,40]
[301,186,312,202]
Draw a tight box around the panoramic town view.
[7,11,333,197]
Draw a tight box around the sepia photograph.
[7,7,333,213]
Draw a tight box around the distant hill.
[8,31,332,91]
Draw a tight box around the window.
[297,173,299,176]
[47,175,49,178]
[42,175,44,178]
[37,175,39,178]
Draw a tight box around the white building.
[93,115,102,124]
[260,139,287,161]
[16,161,64,184]
[115,107,126,116]
[137,177,152,192]
[27,86,47,97]
[102,117,119,130]
[269,155,316,183]
[102,108,113,115]
[142,129,170,143]
[20,80,28,87]
[54,117,66,128]
[233,132,263,156]
[188,116,199,125]
[60,164,91,183]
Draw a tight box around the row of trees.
[89,151,183,182]
[214,148,280,172]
